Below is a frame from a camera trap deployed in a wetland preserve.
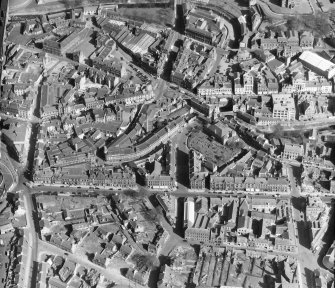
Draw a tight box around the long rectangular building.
[299,51,335,79]
[0,0,9,81]
[106,117,187,163]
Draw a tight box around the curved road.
[0,162,14,191]
[0,149,18,192]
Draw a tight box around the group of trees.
[267,11,333,37]
[268,124,309,145]
[285,12,333,37]
[131,253,159,270]
[122,189,164,223]
[118,8,174,25]
[266,10,334,38]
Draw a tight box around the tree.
[284,12,332,37]
[271,124,284,138]
[123,189,148,199]
[142,207,163,223]
[131,253,158,269]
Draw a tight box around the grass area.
[118,7,174,26]
[209,0,244,17]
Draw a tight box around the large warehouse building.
[299,51,335,79]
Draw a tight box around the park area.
[118,7,174,26]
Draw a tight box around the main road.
[29,184,335,203]
[7,96,41,288]
[20,186,39,288]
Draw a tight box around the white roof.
[299,51,335,72]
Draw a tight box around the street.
[1,72,41,287]
[287,164,301,197]
[29,184,335,204]
[21,189,38,288]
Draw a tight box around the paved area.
[258,0,313,16]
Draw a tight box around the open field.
[118,7,174,26]
[266,11,334,37]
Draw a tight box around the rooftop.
[300,51,335,73]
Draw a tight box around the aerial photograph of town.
[0,0,334,287]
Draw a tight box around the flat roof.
[300,51,335,72]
